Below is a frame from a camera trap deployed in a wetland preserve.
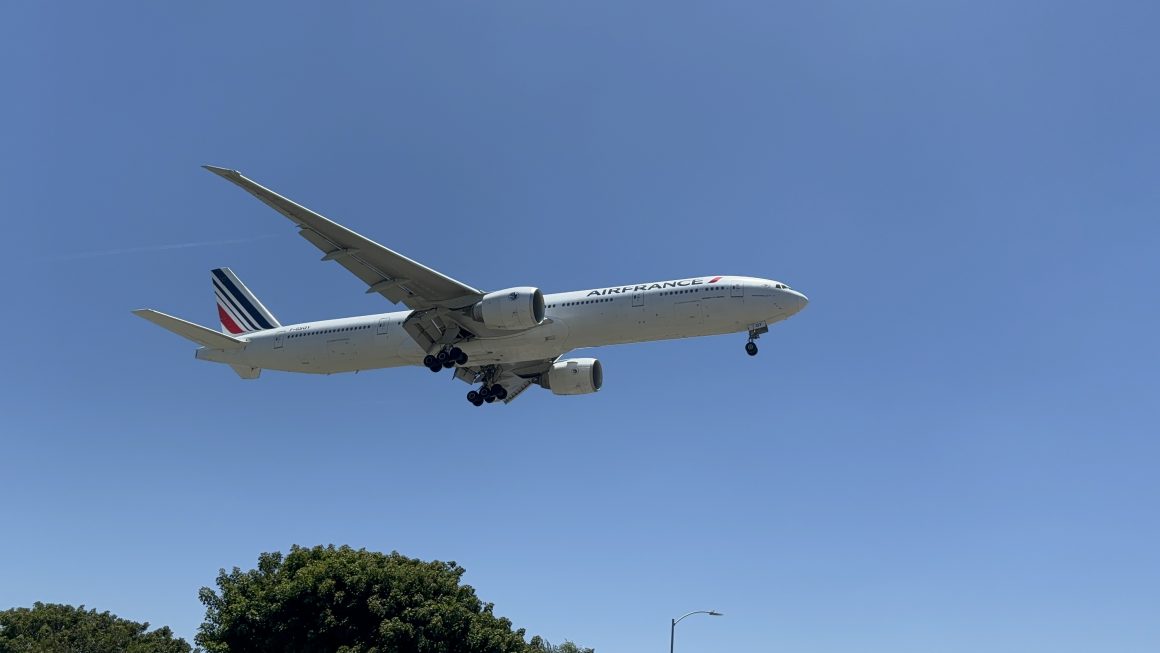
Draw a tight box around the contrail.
[53,234,283,261]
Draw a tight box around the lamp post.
[670,610,722,653]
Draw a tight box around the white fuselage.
[196,276,808,374]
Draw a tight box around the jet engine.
[471,287,546,330]
[539,358,603,395]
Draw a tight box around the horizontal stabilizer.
[133,309,247,349]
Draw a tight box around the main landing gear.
[465,365,507,406]
[745,322,769,357]
[424,346,468,373]
[466,384,507,407]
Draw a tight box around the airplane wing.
[203,166,484,311]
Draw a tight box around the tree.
[197,545,589,653]
[0,602,192,653]
[528,637,595,653]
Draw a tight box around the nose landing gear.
[745,322,769,357]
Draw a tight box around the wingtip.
[202,164,240,177]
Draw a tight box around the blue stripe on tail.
[212,268,275,330]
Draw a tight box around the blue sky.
[1,2,1157,651]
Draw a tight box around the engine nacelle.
[471,287,546,330]
[539,358,603,396]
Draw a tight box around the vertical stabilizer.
[212,268,281,334]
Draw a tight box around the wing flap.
[296,228,415,305]
[500,377,535,404]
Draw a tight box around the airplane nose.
[788,289,808,311]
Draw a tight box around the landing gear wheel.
[492,385,508,400]
[467,390,480,403]
[436,350,450,363]
[479,385,493,400]
[471,398,484,407]
[442,359,456,369]
[428,363,442,373]
[484,394,496,403]
[745,323,769,357]
[455,351,469,366]
[423,355,437,368]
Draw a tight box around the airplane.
[134,166,809,406]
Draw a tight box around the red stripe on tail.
[218,305,244,334]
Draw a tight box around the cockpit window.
[773,283,791,290]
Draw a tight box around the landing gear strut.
[745,322,769,357]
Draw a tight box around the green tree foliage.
[0,602,192,653]
[527,637,595,653]
[197,545,588,653]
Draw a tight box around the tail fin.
[212,267,280,335]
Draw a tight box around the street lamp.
[670,610,723,653]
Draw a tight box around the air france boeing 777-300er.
[134,166,809,406]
